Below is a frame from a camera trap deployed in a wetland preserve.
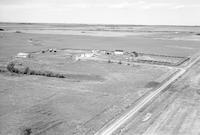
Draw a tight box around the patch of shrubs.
[15,31,22,33]
[108,59,112,63]
[24,67,30,74]
[0,28,5,31]
[0,68,7,73]
[42,71,65,78]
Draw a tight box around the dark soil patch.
[145,81,160,88]
[16,31,22,33]
[196,89,200,95]
[0,68,7,73]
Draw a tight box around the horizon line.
[0,21,200,27]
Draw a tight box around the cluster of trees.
[7,62,65,78]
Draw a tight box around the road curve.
[95,56,200,135]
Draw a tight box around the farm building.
[74,52,94,61]
[114,50,124,55]
[16,53,31,58]
[92,49,100,54]
[82,53,94,58]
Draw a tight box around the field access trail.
[95,54,200,135]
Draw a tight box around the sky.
[0,0,200,25]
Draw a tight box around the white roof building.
[16,53,30,58]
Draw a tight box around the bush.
[56,74,65,78]
[0,28,4,31]
[41,72,46,76]
[34,71,40,75]
[44,71,54,77]
[15,31,22,33]
[36,71,42,75]
[59,75,65,78]
[13,68,19,73]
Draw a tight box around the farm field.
[1,30,200,58]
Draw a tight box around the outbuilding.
[16,53,31,58]
[114,50,124,55]
[84,53,94,58]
